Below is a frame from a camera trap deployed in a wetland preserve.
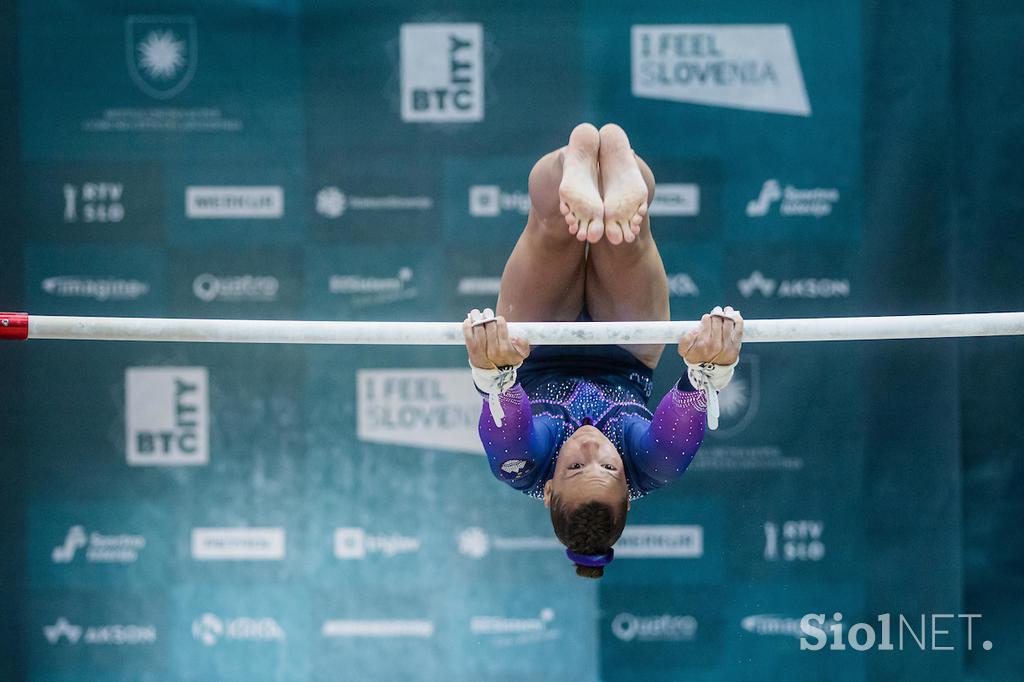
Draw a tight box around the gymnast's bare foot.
[559,123,605,243]
[598,124,648,245]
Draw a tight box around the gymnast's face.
[543,425,630,510]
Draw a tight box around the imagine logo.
[400,23,483,122]
[126,16,198,100]
[125,367,209,466]
[42,276,149,301]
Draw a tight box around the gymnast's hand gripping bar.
[2,312,1023,345]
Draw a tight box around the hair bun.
[575,564,604,579]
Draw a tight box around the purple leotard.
[477,372,708,500]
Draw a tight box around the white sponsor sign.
[457,276,502,296]
[616,525,703,558]
[185,186,284,219]
[400,23,483,122]
[468,184,529,217]
[191,527,285,561]
[125,367,208,466]
[321,619,435,638]
[357,369,483,455]
[648,183,700,216]
[631,24,811,116]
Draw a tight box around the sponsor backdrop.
[2,0,1021,680]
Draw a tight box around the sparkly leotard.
[477,356,708,501]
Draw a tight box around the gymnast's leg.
[585,123,670,369]
[495,123,602,322]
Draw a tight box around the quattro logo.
[125,367,208,466]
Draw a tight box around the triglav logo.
[192,613,284,647]
[468,185,529,217]
[125,367,208,466]
[457,276,501,296]
[322,619,435,638]
[615,525,704,558]
[126,16,197,100]
[470,609,559,646]
[334,527,421,560]
[192,274,279,303]
[764,519,825,562]
[400,23,483,122]
[612,613,698,642]
[631,25,810,116]
[746,179,840,218]
[648,183,700,217]
[44,617,156,646]
[63,183,124,223]
[737,271,850,299]
[185,186,284,219]
[191,528,286,561]
[42,277,149,301]
[52,525,146,564]
[666,273,699,297]
[315,186,433,219]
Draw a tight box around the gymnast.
[462,123,744,579]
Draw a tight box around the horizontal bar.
[2,312,1022,345]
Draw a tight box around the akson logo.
[44,617,156,646]
[400,23,483,122]
[125,367,208,466]
[737,271,850,299]
[631,24,811,116]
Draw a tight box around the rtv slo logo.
[63,183,124,223]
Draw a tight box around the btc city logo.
[400,23,483,122]
[125,367,209,466]
[126,16,197,100]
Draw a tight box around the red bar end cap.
[0,313,28,340]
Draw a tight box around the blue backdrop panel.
[2,0,1021,680]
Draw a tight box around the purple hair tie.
[566,548,614,567]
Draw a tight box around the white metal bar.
[15,312,1024,345]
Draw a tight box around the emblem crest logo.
[126,16,198,99]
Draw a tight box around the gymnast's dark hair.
[549,495,628,579]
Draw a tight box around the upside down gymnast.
[462,123,745,579]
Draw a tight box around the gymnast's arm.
[463,308,549,488]
[627,305,744,489]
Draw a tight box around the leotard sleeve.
[477,384,557,492]
[622,379,708,493]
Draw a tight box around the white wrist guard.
[471,364,520,427]
[684,359,738,431]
